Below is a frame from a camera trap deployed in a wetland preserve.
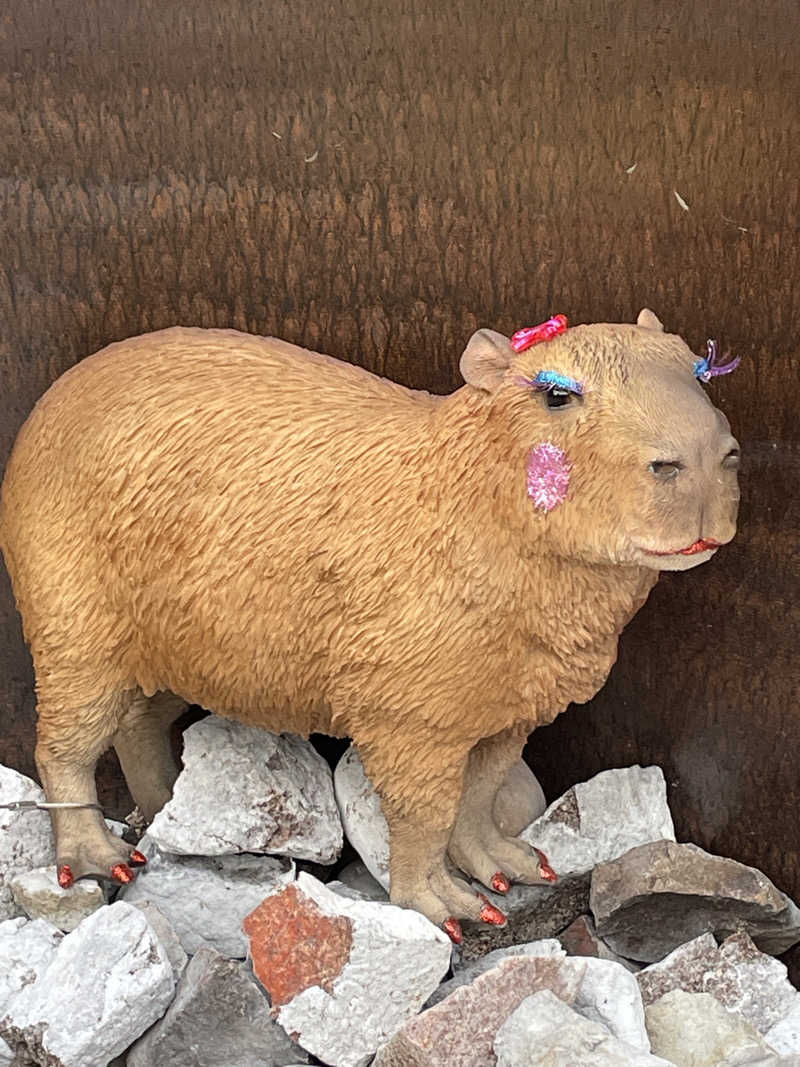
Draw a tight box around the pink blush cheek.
[526,443,572,512]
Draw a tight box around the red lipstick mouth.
[647,538,722,557]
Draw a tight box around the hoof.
[491,871,510,894]
[129,850,148,867]
[110,862,135,884]
[534,848,557,883]
[443,917,463,944]
[477,894,506,926]
[57,865,74,889]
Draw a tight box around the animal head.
[459,309,740,571]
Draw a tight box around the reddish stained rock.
[559,914,640,972]
[244,883,353,1007]
[637,931,799,1034]
[374,954,585,1066]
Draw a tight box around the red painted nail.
[491,871,510,894]
[534,847,558,883]
[129,850,148,866]
[111,862,135,884]
[57,864,74,889]
[477,893,507,925]
[443,917,463,944]
[479,901,507,926]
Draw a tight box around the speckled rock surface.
[0,902,175,1067]
[520,766,675,880]
[638,932,799,1036]
[644,990,784,1066]
[591,840,800,962]
[0,766,55,921]
[459,874,590,962]
[119,837,295,956]
[128,947,307,1066]
[494,989,672,1066]
[10,865,105,932]
[374,954,586,1066]
[245,872,451,1067]
[148,717,343,863]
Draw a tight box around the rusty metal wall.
[1,0,798,907]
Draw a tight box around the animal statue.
[0,309,740,942]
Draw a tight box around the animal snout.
[648,440,741,481]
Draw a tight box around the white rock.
[567,956,650,1051]
[638,932,800,1036]
[129,900,188,980]
[493,989,672,1066]
[10,865,105,931]
[0,916,63,1015]
[0,766,55,920]
[246,872,451,1067]
[645,990,784,1066]
[148,717,343,863]
[0,902,175,1067]
[765,1000,800,1055]
[520,765,675,878]
[334,745,391,890]
[120,837,295,956]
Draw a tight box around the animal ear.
[460,329,514,392]
[636,308,664,331]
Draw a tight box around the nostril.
[649,460,683,480]
[722,447,741,471]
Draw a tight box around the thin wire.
[0,801,103,812]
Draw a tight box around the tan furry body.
[0,316,739,924]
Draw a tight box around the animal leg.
[492,759,547,837]
[362,742,507,942]
[113,690,187,822]
[448,728,558,893]
[36,691,148,888]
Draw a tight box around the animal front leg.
[360,742,507,942]
[448,728,557,893]
[36,692,149,888]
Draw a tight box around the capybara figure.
[0,309,740,939]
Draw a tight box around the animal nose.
[721,446,741,471]
[649,460,682,480]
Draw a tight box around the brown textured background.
[1,0,798,920]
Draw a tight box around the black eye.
[722,448,740,471]
[544,387,573,409]
[649,460,682,479]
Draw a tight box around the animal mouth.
[646,538,722,557]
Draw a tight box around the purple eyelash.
[693,339,740,383]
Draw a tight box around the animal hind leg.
[448,727,557,894]
[113,690,187,822]
[358,735,508,943]
[36,690,148,888]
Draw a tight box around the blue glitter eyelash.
[517,370,584,395]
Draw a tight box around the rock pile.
[1,716,799,1066]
